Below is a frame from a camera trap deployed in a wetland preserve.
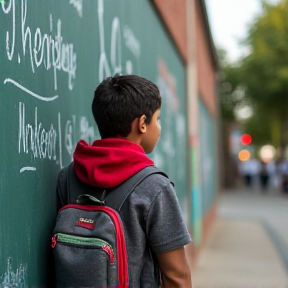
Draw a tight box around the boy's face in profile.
[140,108,161,154]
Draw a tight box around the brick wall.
[153,0,188,63]
[153,0,218,117]
[194,0,218,118]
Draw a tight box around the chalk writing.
[4,78,58,101]
[123,26,140,58]
[0,258,27,287]
[70,0,83,18]
[2,0,77,93]
[153,59,186,182]
[97,0,141,81]
[58,113,63,169]
[64,115,95,161]
[18,102,58,164]
[1,0,142,174]
[64,116,76,159]
[98,0,120,81]
[80,116,95,143]
[17,102,95,171]
[20,167,36,173]
[157,59,179,111]
[1,0,15,61]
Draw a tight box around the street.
[193,187,288,288]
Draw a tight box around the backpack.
[52,162,167,288]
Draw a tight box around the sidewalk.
[192,188,288,288]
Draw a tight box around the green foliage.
[243,0,288,114]
[218,49,242,122]
[243,106,282,147]
[219,0,288,149]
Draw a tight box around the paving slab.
[192,219,288,288]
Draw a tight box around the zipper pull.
[51,234,57,248]
[108,262,117,284]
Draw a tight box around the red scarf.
[73,138,154,188]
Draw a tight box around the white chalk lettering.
[64,115,95,160]
[70,0,83,18]
[98,0,112,81]
[2,0,77,93]
[98,0,123,80]
[123,25,140,58]
[4,78,58,101]
[58,113,63,169]
[80,116,95,143]
[2,0,15,60]
[21,0,35,72]
[18,102,57,161]
[97,0,142,80]
[0,258,27,287]
[110,17,122,75]
[65,119,75,159]
[20,167,36,173]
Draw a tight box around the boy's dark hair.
[92,74,161,139]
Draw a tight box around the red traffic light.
[241,134,252,145]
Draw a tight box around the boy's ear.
[138,115,147,134]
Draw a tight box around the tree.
[217,1,288,186]
[240,0,288,149]
[217,49,243,187]
[218,49,242,122]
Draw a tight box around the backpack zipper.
[51,233,115,263]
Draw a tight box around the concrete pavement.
[192,187,288,288]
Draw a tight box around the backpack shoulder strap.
[62,162,169,211]
[59,162,98,205]
[57,163,70,206]
[105,166,168,211]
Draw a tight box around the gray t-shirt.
[118,173,191,287]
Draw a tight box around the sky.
[205,0,280,62]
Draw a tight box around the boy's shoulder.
[130,171,174,202]
[140,172,172,188]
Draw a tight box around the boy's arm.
[145,177,192,287]
[157,247,192,288]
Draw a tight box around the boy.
[58,74,192,287]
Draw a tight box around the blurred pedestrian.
[259,160,269,191]
[266,159,278,190]
[278,158,288,194]
[239,157,260,188]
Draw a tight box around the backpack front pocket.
[52,233,117,288]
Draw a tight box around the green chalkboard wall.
[0,0,187,285]
[199,100,216,215]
